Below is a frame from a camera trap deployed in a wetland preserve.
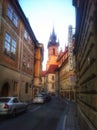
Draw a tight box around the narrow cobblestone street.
[0,97,80,130]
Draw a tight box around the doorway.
[1,82,10,97]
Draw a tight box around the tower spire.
[47,27,59,48]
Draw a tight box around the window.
[53,48,55,55]
[13,98,19,103]
[13,12,18,27]
[4,32,17,60]
[27,35,31,43]
[11,39,16,60]
[4,33,11,55]
[11,39,16,54]
[24,30,28,39]
[7,4,18,27]
[25,82,28,93]
[52,76,54,80]
[52,83,54,89]
[7,4,13,20]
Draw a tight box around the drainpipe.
[18,24,23,100]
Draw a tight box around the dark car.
[41,92,51,102]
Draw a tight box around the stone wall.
[74,0,97,129]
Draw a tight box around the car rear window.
[36,95,42,97]
[0,98,10,102]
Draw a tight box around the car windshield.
[0,98,10,103]
[35,95,43,98]
[41,94,47,96]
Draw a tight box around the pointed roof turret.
[48,27,59,48]
[50,27,56,42]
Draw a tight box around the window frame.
[24,30,28,39]
[7,4,13,20]
[7,4,18,27]
[52,76,54,80]
[4,32,17,60]
[25,82,28,94]
[53,48,55,55]
[52,83,54,89]
[13,12,18,27]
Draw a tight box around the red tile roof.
[41,71,47,76]
[47,64,58,74]
[57,47,68,61]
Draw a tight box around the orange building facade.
[34,43,44,96]
[46,28,59,70]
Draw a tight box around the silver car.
[0,97,27,116]
[33,94,45,104]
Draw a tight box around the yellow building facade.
[56,46,76,100]
[34,43,44,96]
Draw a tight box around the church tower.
[46,27,59,70]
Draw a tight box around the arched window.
[53,48,55,55]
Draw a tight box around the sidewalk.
[56,99,80,130]
[65,100,80,130]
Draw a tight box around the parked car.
[0,97,27,116]
[41,92,51,102]
[33,94,45,104]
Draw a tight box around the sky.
[19,0,75,70]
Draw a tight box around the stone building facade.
[56,48,69,98]
[56,39,76,100]
[73,0,97,129]
[0,0,43,101]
